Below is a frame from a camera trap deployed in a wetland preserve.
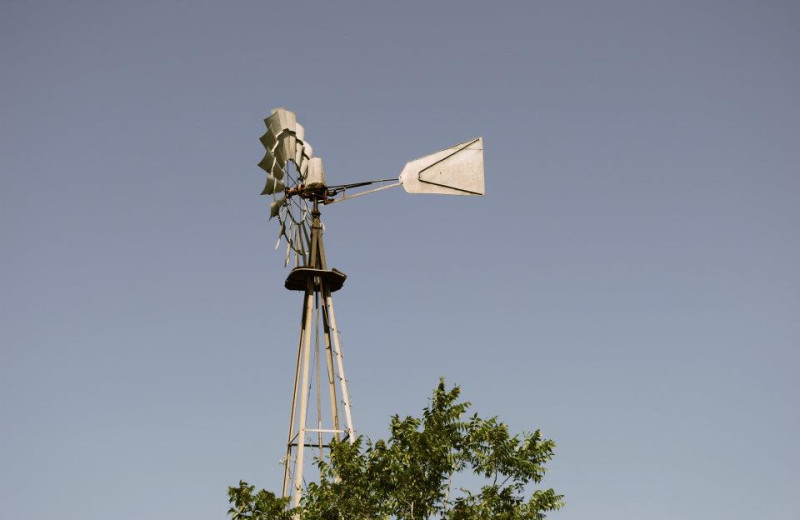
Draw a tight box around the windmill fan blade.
[259,130,278,153]
[399,137,484,196]
[299,160,309,180]
[282,220,292,244]
[261,175,286,195]
[258,150,285,184]
[271,159,285,181]
[296,149,307,178]
[294,123,305,164]
[273,141,289,168]
[270,196,286,219]
[297,143,313,179]
[258,151,275,172]
[267,108,297,168]
[266,108,296,137]
[275,221,286,249]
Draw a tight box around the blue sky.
[2,1,798,519]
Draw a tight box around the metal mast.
[281,197,354,508]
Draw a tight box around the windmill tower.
[257,108,484,507]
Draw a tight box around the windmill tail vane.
[255,106,484,507]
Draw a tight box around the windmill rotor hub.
[285,184,328,202]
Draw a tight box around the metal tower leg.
[291,277,315,507]
[282,278,316,503]
[320,292,341,443]
[321,287,355,442]
[280,202,355,508]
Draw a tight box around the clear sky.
[2,1,798,519]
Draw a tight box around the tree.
[228,380,564,520]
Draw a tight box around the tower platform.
[284,267,347,292]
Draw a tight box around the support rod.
[322,287,355,442]
[291,277,315,508]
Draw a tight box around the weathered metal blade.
[297,143,312,178]
[399,137,484,196]
[259,130,279,152]
[299,158,309,180]
[275,221,286,249]
[270,196,286,219]
[261,174,286,195]
[257,151,275,173]
[268,108,297,167]
[294,123,305,164]
[271,158,285,181]
[273,139,289,168]
[266,108,295,136]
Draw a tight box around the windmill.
[257,107,484,507]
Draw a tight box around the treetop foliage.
[228,380,563,520]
